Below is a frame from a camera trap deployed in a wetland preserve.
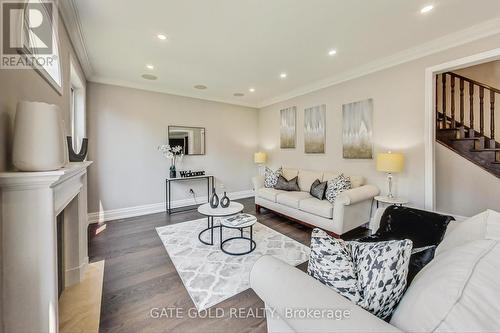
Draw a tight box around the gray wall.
[258,33,500,216]
[86,82,259,214]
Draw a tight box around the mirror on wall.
[168,126,206,155]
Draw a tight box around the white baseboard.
[88,190,255,224]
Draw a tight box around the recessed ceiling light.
[142,74,157,80]
[146,64,154,70]
[420,5,434,13]
[249,88,255,92]
[328,49,337,56]
[280,73,287,79]
[233,93,245,97]
[194,84,207,90]
[157,34,167,40]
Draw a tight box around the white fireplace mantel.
[0,161,92,333]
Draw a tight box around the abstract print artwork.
[304,104,326,153]
[343,99,373,159]
[280,106,297,148]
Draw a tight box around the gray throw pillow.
[274,175,300,191]
[264,167,282,188]
[308,228,412,320]
[325,174,352,203]
[310,179,327,200]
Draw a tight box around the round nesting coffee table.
[197,202,244,246]
[219,214,257,256]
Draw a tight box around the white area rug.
[156,218,310,311]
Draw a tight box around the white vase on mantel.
[12,101,66,171]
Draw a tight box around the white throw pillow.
[391,239,500,332]
[308,229,412,320]
[436,209,500,256]
[264,166,282,188]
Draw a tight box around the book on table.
[224,213,255,227]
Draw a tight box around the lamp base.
[387,173,394,199]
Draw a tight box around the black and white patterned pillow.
[308,229,412,320]
[325,174,352,203]
[307,229,361,303]
[264,167,282,188]
[351,239,413,319]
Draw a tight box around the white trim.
[259,17,500,108]
[88,190,255,224]
[88,76,258,109]
[423,48,500,211]
[58,0,94,78]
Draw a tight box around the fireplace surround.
[0,161,92,333]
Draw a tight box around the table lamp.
[376,152,404,198]
[254,152,267,164]
[254,152,267,175]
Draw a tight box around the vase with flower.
[158,144,184,178]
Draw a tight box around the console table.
[165,174,215,214]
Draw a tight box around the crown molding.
[58,0,94,78]
[258,17,500,108]
[88,75,259,109]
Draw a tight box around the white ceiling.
[73,0,500,108]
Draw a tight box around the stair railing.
[437,71,499,149]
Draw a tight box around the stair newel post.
[491,91,496,148]
[469,82,475,138]
[442,73,447,129]
[450,74,455,128]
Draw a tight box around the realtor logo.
[1,0,57,69]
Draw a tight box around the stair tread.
[471,148,500,152]
[451,137,482,141]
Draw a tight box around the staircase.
[436,71,500,178]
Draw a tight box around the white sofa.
[252,168,379,237]
[250,208,500,333]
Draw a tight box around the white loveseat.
[250,208,500,333]
[252,168,379,237]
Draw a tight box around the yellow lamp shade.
[376,152,404,173]
[254,152,267,164]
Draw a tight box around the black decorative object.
[358,206,454,248]
[210,189,219,208]
[357,206,454,285]
[179,170,206,178]
[169,168,176,178]
[220,191,230,208]
[66,136,88,162]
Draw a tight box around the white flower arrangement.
[158,144,184,170]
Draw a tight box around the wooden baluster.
[459,78,464,126]
[442,74,447,128]
[479,86,484,136]
[435,75,439,128]
[469,82,474,138]
[491,91,496,147]
[450,75,455,128]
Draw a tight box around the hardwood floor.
[89,197,367,333]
